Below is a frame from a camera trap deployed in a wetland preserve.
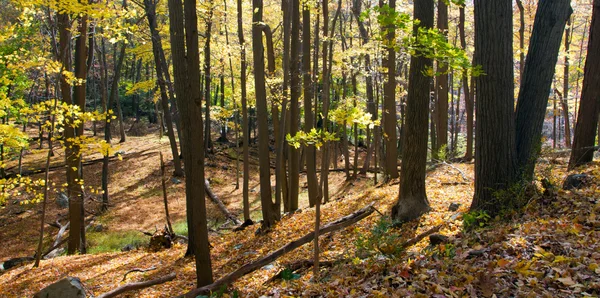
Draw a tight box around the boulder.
[562,174,590,190]
[33,277,85,298]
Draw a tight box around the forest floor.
[1,124,599,297]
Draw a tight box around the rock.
[114,150,126,156]
[33,277,86,298]
[91,224,105,232]
[429,234,449,246]
[1,256,34,271]
[121,244,137,252]
[563,174,590,190]
[171,177,182,184]
[448,203,461,212]
[56,192,69,209]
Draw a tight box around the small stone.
[171,177,182,184]
[448,203,461,212]
[429,234,449,246]
[34,277,86,298]
[92,224,105,232]
[56,192,69,209]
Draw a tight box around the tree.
[303,2,318,208]
[383,0,399,179]
[167,0,213,286]
[288,0,301,211]
[569,0,600,169]
[514,0,572,181]
[391,0,433,223]
[252,0,279,228]
[434,0,448,158]
[236,0,250,221]
[459,6,473,161]
[471,0,517,213]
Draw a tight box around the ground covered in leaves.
[1,131,599,297]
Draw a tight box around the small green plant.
[355,217,404,257]
[462,210,491,231]
[280,268,301,280]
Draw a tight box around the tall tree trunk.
[514,0,572,181]
[471,0,516,214]
[459,7,473,161]
[167,0,213,286]
[253,0,278,228]
[204,3,214,153]
[435,0,449,157]
[562,17,572,148]
[144,0,183,176]
[303,4,318,208]
[236,0,250,221]
[516,0,525,80]
[569,0,600,169]
[383,0,399,179]
[392,0,433,223]
[289,0,301,211]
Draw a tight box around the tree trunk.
[204,4,214,153]
[563,17,572,148]
[471,0,517,214]
[435,0,448,157]
[288,0,301,212]
[144,0,183,177]
[514,0,572,181]
[302,4,318,208]
[459,7,473,161]
[236,0,250,221]
[383,0,398,179]
[569,0,600,169]
[252,0,278,228]
[392,0,433,223]
[167,0,213,286]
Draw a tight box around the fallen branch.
[399,225,442,250]
[205,179,242,225]
[97,273,176,298]
[123,266,158,281]
[180,203,376,297]
[265,259,343,284]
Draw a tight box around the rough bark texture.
[471,0,516,214]
[303,5,318,208]
[288,0,300,211]
[569,0,600,168]
[392,0,433,223]
[515,0,572,181]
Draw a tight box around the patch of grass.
[172,220,188,236]
[87,231,147,254]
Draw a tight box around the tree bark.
[471,0,517,214]
[392,0,433,223]
[252,0,278,228]
[236,0,250,221]
[569,0,600,169]
[288,0,301,211]
[167,0,213,286]
[435,0,449,157]
[514,0,572,181]
[383,0,399,179]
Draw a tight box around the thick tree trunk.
[569,0,600,169]
[167,0,213,286]
[392,0,433,223]
[471,0,517,214]
[514,0,572,181]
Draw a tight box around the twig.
[122,266,158,281]
[97,273,176,298]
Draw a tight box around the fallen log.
[205,179,242,225]
[97,273,176,298]
[180,203,376,298]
